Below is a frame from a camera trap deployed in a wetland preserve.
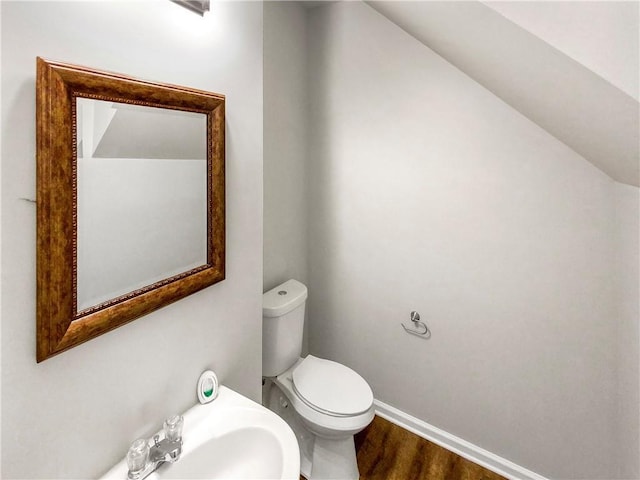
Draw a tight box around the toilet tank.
[262,279,308,377]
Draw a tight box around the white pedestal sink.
[101,386,300,480]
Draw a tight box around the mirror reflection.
[76,98,208,311]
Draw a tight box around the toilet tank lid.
[263,279,308,317]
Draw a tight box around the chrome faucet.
[126,415,184,480]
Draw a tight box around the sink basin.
[101,386,300,480]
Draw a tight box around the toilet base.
[306,436,359,480]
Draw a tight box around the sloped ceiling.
[484,1,638,101]
[366,1,640,187]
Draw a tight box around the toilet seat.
[292,355,373,417]
[273,357,375,439]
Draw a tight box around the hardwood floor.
[300,415,506,480]
[354,416,506,480]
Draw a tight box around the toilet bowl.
[262,280,374,480]
[265,357,374,480]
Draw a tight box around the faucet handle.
[163,415,184,443]
[127,438,149,476]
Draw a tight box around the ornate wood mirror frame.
[36,57,225,362]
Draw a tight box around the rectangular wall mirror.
[36,58,225,362]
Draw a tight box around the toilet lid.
[292,355,373,416]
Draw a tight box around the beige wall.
[1,1,263,478]
[306,2,634,478]
[615,183,640,478]
[263,1,309,293]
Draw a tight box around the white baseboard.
[373,399,549,480]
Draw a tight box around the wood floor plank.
[300,415,506,479]
[353,416,506,480]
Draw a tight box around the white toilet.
[262,279,374,480]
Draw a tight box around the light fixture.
[170,0,210,16]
